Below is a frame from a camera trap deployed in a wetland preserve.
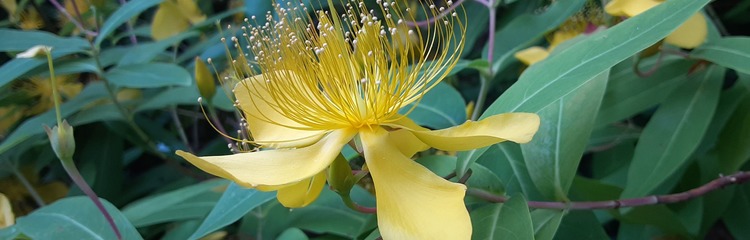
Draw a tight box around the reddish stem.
[468,171,750,210]
[62,162,122,239]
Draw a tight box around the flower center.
[227,0,464,130]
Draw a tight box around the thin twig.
[116,0,138,45]
[48,0,97,36]
[467,171,750,210]
[11,167,46,207]
[470,1,495,120]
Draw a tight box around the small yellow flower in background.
[515,29,580,65]
[151,0,206,40]
[176,0,540,239]
[0,106,23,138]
[20,75,83,116]
[605,0,707,48]
[0,192,13,228]
[515,7,603,66]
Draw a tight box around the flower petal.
[175,129,356,187]
[360,127,471,240]
[664,13,707,49]
[514,46,550,65]
[234,72,325,148]
[388,113,540,151]
[604,0,661,17]
[276,169,327,208]
[388,129,429,157]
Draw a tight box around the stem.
[89,47,157,153]
[61,159,122,240]
[47,0,97,36]
[341,195,377,214]
[634,51,665,78]
[471,1,496,120]
[11,168,45,207]
[467,171,750,210]
[44,48,62,127]
[116,0,138,45]
[170,106,194,152]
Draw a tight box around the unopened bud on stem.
[44,120,75,161]
[195,57,216,101]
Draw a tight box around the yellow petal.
[175,0,206,24]
[276,170,327,208]
[664,13,707,49]
[175,129,356,188]
[234,72,326,148]
[0,192,13,227]
[388,129,429,157]
[388,113,541,151]
[514,46,549,66]
[360,127,471,240]
[151,1,190,40]
[605,0,662,17]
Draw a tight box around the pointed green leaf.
[0,197,141,240]
[471,195,534,240]
[190,183,275,240]
[95,0,164,46]
[621,66,723,198]
[482,0,711,117]
[691,37,750,74]
[522,70,608,200]
[105,63,192,88]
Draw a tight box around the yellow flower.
[515,8,603,65]
[176,1,540,239]
[0,105,23,138]
[515,29,580,65]
[605,0,707,48]
[21,75,83,115]
[0,193,13,228]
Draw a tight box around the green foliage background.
[0,0,749,239]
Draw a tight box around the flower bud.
[194,57,216,100]
[44,120,76,160]
[16,45,51,58]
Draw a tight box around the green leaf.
[691,37,750,74]
[122,179,228,227]
[478,143,545,199]
[530,209,564,240]
[95,0,164,46]
[0,196,141,240]
[118,31,201,66]
[522,70,608,200]
[716,94,750,172]
[723,185,750,239]
[470,195,534,240]
[621,66,723,198]
[399,82,466,129]
[0,34,90,89]
[276,228,309,240]
[0,28,89,53]
[0,83,109,156]
[482,0,711,117]
[456,147,489,179]
[241,188,374,239]
[555,211,608,240]
[596,57,693,127]
[190,183,276,240]
[483,0,585,73]
[105,63,192,88]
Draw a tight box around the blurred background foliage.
[0,0,748,239]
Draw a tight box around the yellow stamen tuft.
[229,0,464,131]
